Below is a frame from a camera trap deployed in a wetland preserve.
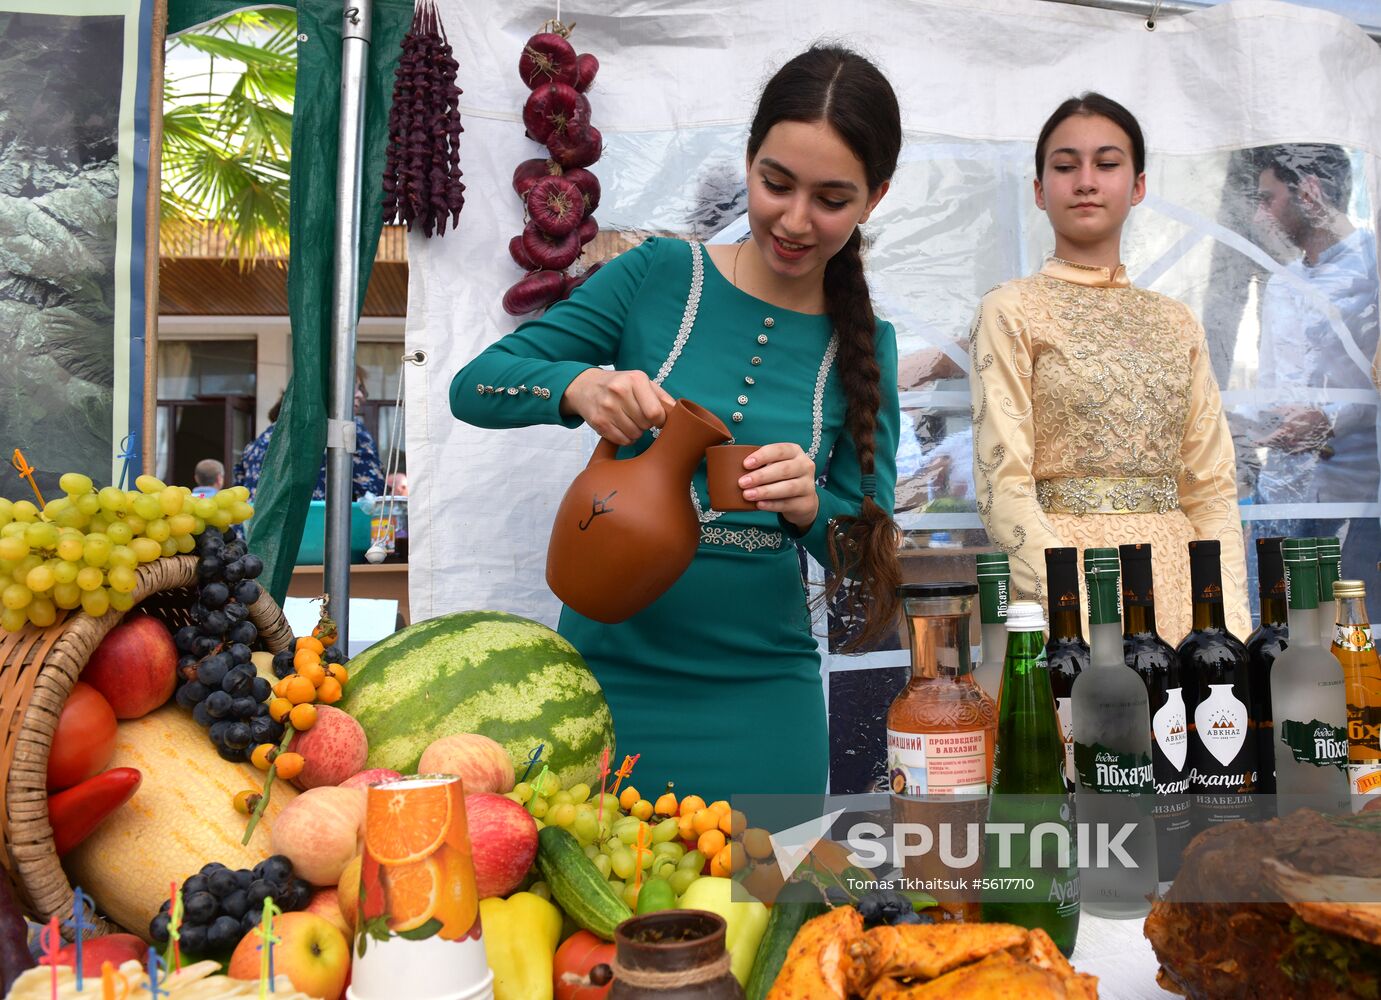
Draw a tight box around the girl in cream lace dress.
[969,94,1250,643]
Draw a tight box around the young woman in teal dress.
[450,47,903,800]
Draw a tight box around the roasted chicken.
[767,912,1098,999]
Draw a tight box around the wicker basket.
[0,554,294,936]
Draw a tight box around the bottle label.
[1074,742,1153,794]
[1055,697,1075,787]
[1048,871,1080,920]
[1152,688,1189,774]
[886,729,989,795]
[1350,763,1381,797]
[1194,684,1248,767]
[1278,719,1349,769]
[1336,624,1375,652]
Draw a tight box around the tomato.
[46,682,118,791]
[554,930,614,1000]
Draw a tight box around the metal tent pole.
[1040,0,1381,43]
[325,0,372,650]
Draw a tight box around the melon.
[65,704,299,939]
[338,611,615,788]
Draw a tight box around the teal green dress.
[449,238,899,800]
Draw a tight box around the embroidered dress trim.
[698,525,789,552]
[1036,475,1180,515]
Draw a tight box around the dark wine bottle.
[1177,539,1257,828]
[1045,547,1088,793]
[1119,543,1190,885]
[1245,537,1288,795]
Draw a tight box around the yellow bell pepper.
[480,892,563,1000]
[676,876,770,986]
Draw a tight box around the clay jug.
[547,399,730,623]
[609,910,744,999]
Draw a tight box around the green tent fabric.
[168,0,413,603]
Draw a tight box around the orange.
[677,814,696,843]
[710,845,733,878]
[293,647,321,671]
[719,808,747,837]
[743,827,773,861]
[298,660,326,686]
[384,855,443,933]
[654,792,678,816]
[317,677,343,703]
[296,635,325,655]
[692,809,719,836]
[708,800,730,816]
[679,795,706,817]
[283,675,317,705]
[697,828,726,858]
[431,843,479,940]
[366,781,453,865]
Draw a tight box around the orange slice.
[432,843,480,941]
[384,855,443,933]
[366,783,453,866]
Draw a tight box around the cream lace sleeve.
[969,287,1067,604]
[1178,311,1252,637]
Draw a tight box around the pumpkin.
[64,704,300,939]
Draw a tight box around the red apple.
[464,792,537,898]
[340,768,402,790]
[287,706,369,790]
[305,888,351,940]
[81,615,178,719]
[229,911,349,1000]
[39,933,146,976]
[418,733,515,795]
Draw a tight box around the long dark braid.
[748,46,902,650]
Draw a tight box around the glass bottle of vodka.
[1071,548,1157,918]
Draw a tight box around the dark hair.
[1253,143,1352,212]
[747,45,902,652]
[1035,92,1146,177]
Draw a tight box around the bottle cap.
[1315,536,1342,560]
[976,552,1010,578]
[896,581,977,599]
[1083,547,1120,570]
[1335,579,1367,598]
[1005,600,1047,631]
[1282,537,1318,562]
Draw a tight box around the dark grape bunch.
[856,889,932,927]
[171,530,280,762]
[150,855,313,955]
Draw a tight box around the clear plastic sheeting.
[407,0,1381,790]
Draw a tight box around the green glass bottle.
[974,552,1011,703]
[1316,536,1342,648]
[984,600,1080,956]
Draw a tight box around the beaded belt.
[698,524,790,552]
[1036,475,1180,515]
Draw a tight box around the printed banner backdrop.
[0,0,153,494]
[405,0,1381,793]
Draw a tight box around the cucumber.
[744,883,828,1000]
[536,825,633,940]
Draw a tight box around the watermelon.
[338,611,615,788]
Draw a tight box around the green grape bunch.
[0,473,255,633]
